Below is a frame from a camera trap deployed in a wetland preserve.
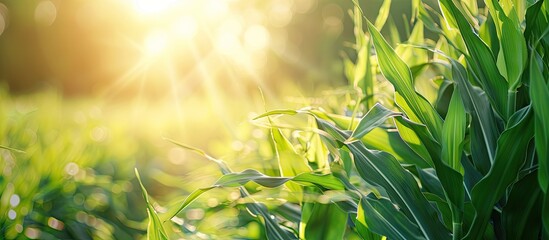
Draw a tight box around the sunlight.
[132,0,177,15]
[144,32,168,57]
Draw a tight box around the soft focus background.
[0,0,412,238]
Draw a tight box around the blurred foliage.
[0,0,439,239]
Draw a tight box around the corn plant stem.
[452,222,462,240]
[507,90,516,119]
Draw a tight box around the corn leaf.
[466,106,534,239]
[502,170,543,240]
[395,116,465,238]
[135,169,169,240]
[439,0,509,119]
[367,20,444,141]
[450,60,500,174]
[271,127,312,199]
[529,49,549,235]
[164,169,346,220]
[316,119,450,239]
[441,87,466,173]
[350,103,402,140]
[358,194,425,240]
[499,7,527,90]
[301,202,347,240]
[374,0,392,30]
[311,110,430,168]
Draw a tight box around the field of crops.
[2,0,549,239]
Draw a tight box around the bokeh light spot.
[9,194,20,207]
[269,0,294,28]
[8,209,16,220]
[34,0,57,26]
[244,25,270,52]
[65,162,80,176]
[47,217,65,230]
[0,3,7,36]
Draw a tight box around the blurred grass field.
[0,82,327,238]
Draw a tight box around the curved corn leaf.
[164,169,346,220]
[301,201,347,240]
[135,169,169,240]
[358,194,425,240]
[245,200,298,240]
[466,106,534,239]
[253,109,299,120]
[499,8,527,90]
[502,170,543,240]
[271,127,312,200]
[367,20,443,142]
[530,49,549,193]
[374,0,391,30]
[316,119,450,239]
[438,0,509,119]
[529,48,549,235]
[395,116,465,238]
[350,103,402,140]
[450,60,500,174]
[441,87,466,173]
[310,110,430,168]
[394,112,433,165]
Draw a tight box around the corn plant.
[142,0,549,239]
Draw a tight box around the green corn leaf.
[418,3,441,33]
[529,49,549,235]
[395,116,465,238]
[530,49,549,193]
[393,114,433,165]
[271,127,312,199]
[424,192,453,230]
[441,87,466,173]
[416,168,445,199]
[135,169,169,240]
[439,0,509,119]
[301,201,347,240]
[466,106,534,239]
[499,7,527,90]
[316,119,450,239]
[350,103,402,140]
[450,60,500,174]
[358,194,425,240]
[253,109,299,120]
[311,110,430,167]
[374,0,392,30]
[245,201,298,240]
[367,20,444,142]
[502,170,543,240]
[163,169,346,221]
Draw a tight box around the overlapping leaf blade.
[466,106,534,239]
[350,103,402,140]
[502,170,543,240]
[366,20,444,142]
[441,87,466,173]
[316,118,450,239]
[529,49,549,235]
[450,60,499,174]
[358,195,425,240]
[438,0,509,119]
